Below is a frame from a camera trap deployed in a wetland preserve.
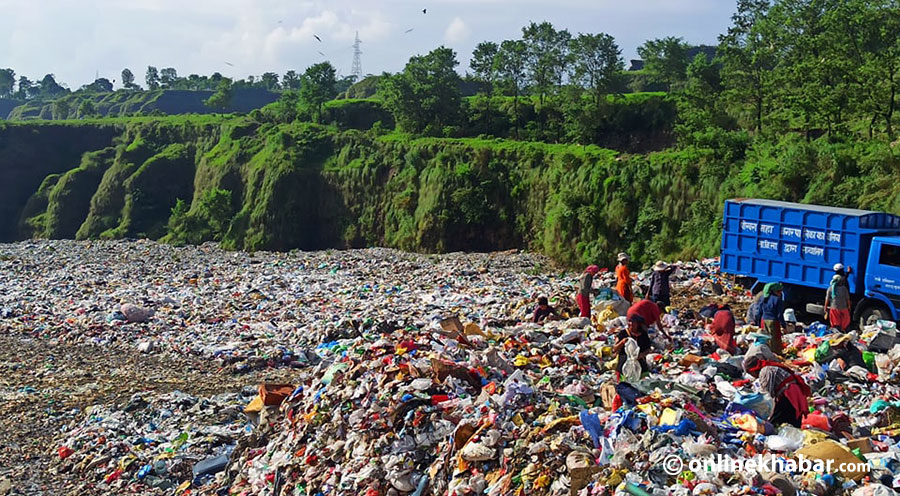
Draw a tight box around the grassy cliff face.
[0,121,121,240]
[2,117,898,268]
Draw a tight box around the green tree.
[381,47,463,135]
[209,72,224,88]
[637,36,691,91]
[0,68,15,98]
[469,42,500,134]
[260,72,280,90]
[678,53,731,137]
[495,39,529,138]
[470,41,499,84]
[282,70,301,90]
[205,79,233,111]
[121,68,139,90]
[569,32,623,104]
[38,74,67,98]
[159,67,178,88]
[719,0,779,134]
[15,76,33,99]
[831,0,900,137]
[268,90,300,123]
[522,22,571,106]
[81,78,113,93]
[334,75,356,95]
[300,62,338,123]
[145,66,160,90]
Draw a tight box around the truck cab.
[861,237,900,325]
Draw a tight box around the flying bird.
[405,28,414,33]
[224,62,234,67]
[314,35,322,42]
[422,8,427,14]
[318,51,326,56]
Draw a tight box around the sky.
[0,0,737,89]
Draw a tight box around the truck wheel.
[859,305,890,329]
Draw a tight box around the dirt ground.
[0,333,296,496]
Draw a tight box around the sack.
[621,338,641,383]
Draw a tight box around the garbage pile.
[15,240,900,496]
[0,240,581,372]
[51,389,256,493]
[194,315,900,496]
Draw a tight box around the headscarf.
[743,355,783,375]
[763,282,783,298]
[585,265,600,276]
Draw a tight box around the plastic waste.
[621,338,641,383]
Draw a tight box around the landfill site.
[2,238,899,496]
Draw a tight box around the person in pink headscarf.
[577,265,600,318]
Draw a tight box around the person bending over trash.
[577,265,600,318]
[532,296,558,323]
[612,299,671,378]
[825,263,852,331]
[709,302,738,354]
[613,309,654,379]
[760,282,786,354]
[743,355,811,428]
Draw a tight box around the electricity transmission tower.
[351,31,363,81]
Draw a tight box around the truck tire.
[859,305,891,330]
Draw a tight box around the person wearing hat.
[824,263,852,331]
[648,261,676,311]
[577,265,601,318]
[760,282,786,354]
[615,253,634,304]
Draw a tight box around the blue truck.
[720,198,900,328]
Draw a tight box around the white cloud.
[0,0,734,87]
[444,17,470,43]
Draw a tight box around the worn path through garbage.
[0,334,295,495]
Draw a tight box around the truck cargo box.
[721,199,900,293]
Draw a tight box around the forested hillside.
[0,0,898,268]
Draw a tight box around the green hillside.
[4,89,278,121]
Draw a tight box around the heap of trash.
[13,240,900,495]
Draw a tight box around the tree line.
[0,65,356,100]
[379,21,691,142]
[380,0,899,143]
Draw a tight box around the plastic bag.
[815,340,831,363]
[732,392,774,419]
[766,424,805,451]
[621,338,641,383]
